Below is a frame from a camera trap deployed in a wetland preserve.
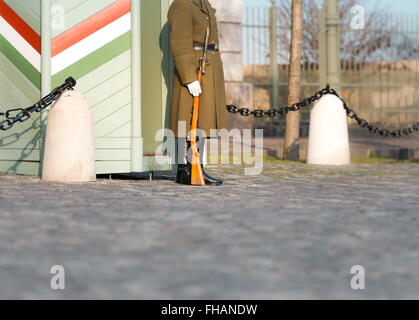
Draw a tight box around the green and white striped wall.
[0,0,173,175]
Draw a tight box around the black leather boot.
[176,164,223,186]
[198,137,223,185]
[175,138,224,186]
[176,137,191,185]
[201,165,223,186]
[176,164,192,185]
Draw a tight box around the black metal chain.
[0,77,77,131]
[226,85,419,138]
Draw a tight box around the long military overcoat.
[168,0,227,138]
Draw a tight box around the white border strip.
[51,13,131,75]
[0,16,41,71]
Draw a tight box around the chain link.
[226,85,419,138]
[0,77,77,131]
[2,78,417,138]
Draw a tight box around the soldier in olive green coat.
[168,0,227,185]
[168,0,227,138]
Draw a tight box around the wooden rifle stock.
[190,28,210,186]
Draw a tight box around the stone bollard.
[42,90,96,183]
[307,94,350,165]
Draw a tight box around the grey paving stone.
[0,163,418,299]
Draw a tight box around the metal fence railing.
[242,4,419,128]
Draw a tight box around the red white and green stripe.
[0,0,132,89]
[0,0,41,87]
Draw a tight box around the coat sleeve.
[168,0,197,85]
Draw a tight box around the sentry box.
[0,0,174,175]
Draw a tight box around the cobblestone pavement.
[0,163,418,299]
